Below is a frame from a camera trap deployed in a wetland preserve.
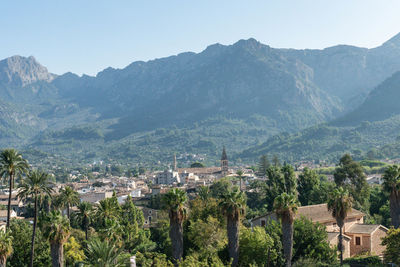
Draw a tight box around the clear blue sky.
[1,0,399,75]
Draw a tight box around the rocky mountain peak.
[381,32,400,48]
[0,55,56,87]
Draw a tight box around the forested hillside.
[2,33,400,165]
[241,71,400,163]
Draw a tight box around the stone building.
[80,191,113,203]
[251,203,388,258]
[175,147,231,181]
[221,146,228,176]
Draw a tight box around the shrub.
[343,255,382,266]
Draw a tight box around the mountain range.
[2,33,400,166]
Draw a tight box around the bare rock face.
[0,55,56,87]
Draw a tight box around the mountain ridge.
[2,33,400,164]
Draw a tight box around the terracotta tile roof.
[177,167,221,174]
[295,203,365,223]
[0,210,14,217]
[346,224,388,234]
[0,200,20,206]
[0,195,17,200]
[252,203,365,223]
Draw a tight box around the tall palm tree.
[273,192,298,267]
[96,197,119,222]
[0,149,29,230]
[382,165,400,228]
[197,185,210,202]
[59,186,79,219]
[162,188,187,265]
[327,187,353,266]
[17,170,54,267]
[40,211,71,267]
[219,186,246,267]
[84,238,125,267]
[236,170,244,191]
[74,202,93,240]
[0,230,13,267]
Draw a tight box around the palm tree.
[17,170,54,267]
[0,149,29,230]
[74,202,93,240]
[197,185,210,202]
[84,238,125,267]
[59,186,79,219]
[0,230,13,267]
[162,188,187,265]
[382,165,400,228]
[96,197,119,222]
[273,192,298,267]
[236,170,244,191]
[40,211,71,267]
[327,187,353,266]
[219,186,246,267]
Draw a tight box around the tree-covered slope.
[2,33,400,165]
[334,71,400,126]
[240,71,400,163]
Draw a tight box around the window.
[148,216,152,224]
[333,223,337,227]
[261,220,266,227]
[149,210,152,215]
[355,236,361,246]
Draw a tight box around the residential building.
[156,170,180,185]
[251,203,388,258]
[139,207,159,228]
[80,191,113,203]
[0,210,17,223]
[0,194,23,215]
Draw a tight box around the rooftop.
[177,167,221,174]
[252,203,365,224]
[346,224,388,234]
[295,203,365,223]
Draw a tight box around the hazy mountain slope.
[279,32,400,107]
[240,71,400,163]
[2,34,400,164]
[333,71,400,125]
[50,39,342,140]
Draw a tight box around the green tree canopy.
[333,154,369,210]
[0,229,13,267]
[382,165,400,228]
[257,154,270,176]
[239,227,277,267]
[382,228,400,265]
[292,217,336,264]
[190,162,205,168]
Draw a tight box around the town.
[2,2,400,266]
[0,147,399,267]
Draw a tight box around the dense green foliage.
[381,228,400,265]
[292,217,336,263]
[8,219,51,267]
[342,255,382,266]
[333,154,369,210]
[241,115,400,164]
[0,149,397,266]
